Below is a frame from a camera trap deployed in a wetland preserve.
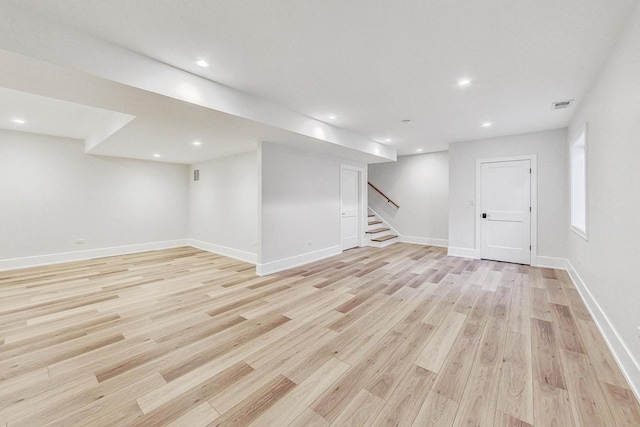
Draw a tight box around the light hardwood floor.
[0,244,639,426]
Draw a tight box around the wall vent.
[193,169,200,182]
[552,99,574,110]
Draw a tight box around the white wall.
[0,130,189,269]
[368,152,449,246]
[259,142,366,275]
[566,3,640,395]
[448,129,568,260]
[189,151,258,263]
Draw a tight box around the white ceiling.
[0,87,134,145]
[6,0,637,156]
[0,50,387,164]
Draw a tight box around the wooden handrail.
[368,182,400,209]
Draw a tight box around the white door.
[341,169,359,250]
[480,160,531,264]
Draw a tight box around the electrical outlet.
[252,241,257,247]
[75,239,85,245]
[307,240,313,246]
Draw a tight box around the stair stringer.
[367,207,401,247]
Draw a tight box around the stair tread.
[366,228,390,234]
[368,220,382,225]
[371,235,398,242]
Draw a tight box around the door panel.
[480,160,531,264]
[341,169,359,250]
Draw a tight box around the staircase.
[367,211,399,247]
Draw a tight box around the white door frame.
[475,155,537,264]
[340,164,365,248]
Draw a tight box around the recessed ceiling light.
[457,79,472,87]
[12,118,26,124]
[482,122,493,127]
[192,141,202,146]
[328,115,336,120]
[417,148,423,152]
[196,59,209,67]
[385,139,392,143]
[153,153,161,158]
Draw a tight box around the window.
[570,130,587,239]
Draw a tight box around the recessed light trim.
[457,79,472,87]
[417,148,423,152]
[385,139,392,143]
[328,115,336,120]
[153,153,161,158]
[12,118,26,124]
[192,141,202,146]
[196,59,209,67]
[482,122,493,128]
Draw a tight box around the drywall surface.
[0,3,395,162]
[368,151,449,245]
[189,151,258,262]
[448,128,568,259]
[0,130,189,263]
[259,142,366,273]
[566,3,640,393]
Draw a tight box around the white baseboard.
[188,239,257,264]
[367,208,449,248]
[446,251,571,270]
[447,247,478,259]
[533,256,569,270]
[256,245,342,276]
[400,235,448,247]
[566,261,640,401]
[0,239,189,272]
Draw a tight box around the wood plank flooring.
[0,243,639,426]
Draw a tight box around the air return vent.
[193,169,200,182]
[552,99,574,110]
